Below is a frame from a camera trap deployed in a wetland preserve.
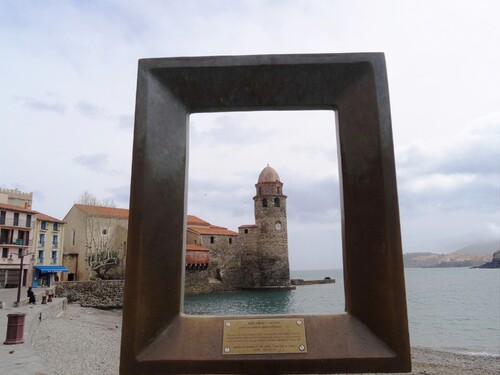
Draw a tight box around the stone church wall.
[201,234,242,291]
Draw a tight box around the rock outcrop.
[478,250,500,268]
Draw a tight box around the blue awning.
[34,265,69,273]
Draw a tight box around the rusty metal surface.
[120,53,410,374]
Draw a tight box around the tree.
[75,191,123,280]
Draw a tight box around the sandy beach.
[31,305,499,375]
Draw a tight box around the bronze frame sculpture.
[120,53,411,374]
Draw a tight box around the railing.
[0,239,33,247]
[52,242,59,249]
[0,218,34,228]
[51,257,57,264]
[38,241,45,248]
[38,257,44,264]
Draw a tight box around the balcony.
[37,257,44,264]
[51,257,58,265]
[52,242,59,249]
[0,218,34,228]
[0,239,33,248]
[38,241,45,248]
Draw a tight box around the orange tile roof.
[187,215,211,227]
[74,204,129,219]
[0,202,37,214]
[186,243,210,251]
[188,226,238,236]
[35,212,65,223]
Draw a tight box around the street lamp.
[15,251,33,307]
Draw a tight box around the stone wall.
[55,280,124,309]
[200,234,242,291]
[184,269,212,294]
[55,274,224,308]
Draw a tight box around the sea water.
[184,268,500,356]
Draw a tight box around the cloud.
[108,185,130,207]
[397,113,500,213]
[117,115,133,130]
[15,96,66,114]
[76,100,107,119]
[286,176,340,224]
[73,153,108,173]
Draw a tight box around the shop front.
[32,265,69,287]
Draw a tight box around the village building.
[60,165,291,293]
[0,189,36,288]
[185,164,292,293]
[62,204,128,281]
[32,212,67,287]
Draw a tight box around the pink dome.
[258,165,281,183]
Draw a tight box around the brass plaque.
[222,318,307,355]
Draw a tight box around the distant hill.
[451,240,499,255]
[403,239,499,268]
[403,249,493,268]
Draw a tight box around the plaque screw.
[224,347,230,353]
[225,322,231,327]
[296,320,302,326]
[299,345,305,351]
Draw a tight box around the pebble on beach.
[32,305,500,375]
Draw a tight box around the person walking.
[27,286,36,304]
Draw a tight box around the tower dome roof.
[258,165,281,183]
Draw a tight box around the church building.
[185,165,292,294]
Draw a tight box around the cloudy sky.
[1,1,498,269]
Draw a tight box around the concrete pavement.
[0,287,66,375]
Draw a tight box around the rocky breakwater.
[291,277,335,286]
[55,280,124,309]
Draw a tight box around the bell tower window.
[259,187,262,195]
[262,198,268,207]
[274,198,280,207]
[277,186,281,194]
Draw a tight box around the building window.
[210,236,215,244]
[52,234,59,247]
[262,198,268,207]
[72,229,75,246]
[0,211,5,225]
[40,221,47,230]
[244,229,248,234]
[277,186,281,194]
[229,238,232,244]
[53,223,59,231]
[259,187,262,195]
[38,250,44,263]
[2,248,8,258]
[13,213,19,226]
[39,233,45,246]
[274,198,280,207]
[51,251,57,264]
[216,269,222,281]
[26,214,32,227]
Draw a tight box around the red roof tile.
[187,215,211,227]
[186,243,210,251]
[74,204,129,219]
[188,226,238,236]
[35,212,65,223]
[239,224,257,228]
[0,202,37,214]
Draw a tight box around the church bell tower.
[252,164,291,287]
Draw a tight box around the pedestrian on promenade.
[27,286,36,304]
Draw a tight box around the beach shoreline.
[32,305,499,375]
